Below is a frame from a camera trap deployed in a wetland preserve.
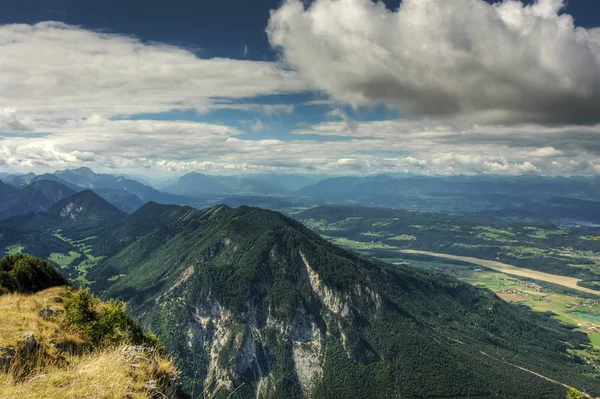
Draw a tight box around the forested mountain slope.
[89,204,600,398]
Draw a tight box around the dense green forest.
[0,254,69,294]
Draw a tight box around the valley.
[401,249,600,296]
[50,230,104,286]
[331,241,600,362]
[297,205,600,281]
[294,205,600,369]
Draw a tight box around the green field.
[297,207,600,282]
[49,230,104,286]
[389,234,417,241]
[48,251,81,269]
[325,236,396,250]
[376,255,600,363]
[360,231,388,238]
[5,245,24,256]
[527,228,568,239]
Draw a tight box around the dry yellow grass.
[0,287,71,347]
[0,287,181,399]
[0,347,179,399]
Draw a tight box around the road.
[401,250,600,296]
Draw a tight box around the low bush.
[0,254,68,294]
[63,289,163,350]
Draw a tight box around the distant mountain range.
[3,168,600,225]
[163,171,293,197]
[0,168,196,216]
[1,168,318,215]
[297,174,600,200]
[294,174,600,223]
[0,179,75,219]
[54,167,192,205]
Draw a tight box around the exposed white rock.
[172,265,194,290]
[293,340,323,395]
[59,203,84,219]
[300,251,350,317]
[190,299,236,393]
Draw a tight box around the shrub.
[63,289,159,349]
[0,255,68,294]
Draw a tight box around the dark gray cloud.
[0,108,32,132]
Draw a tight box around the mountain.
[48,190,125,226]
[296,174,394,197]
[54,167,106,188]
[2,172,37,188]
[2,172,72,188]
[21,180,76,207]
[0,180,75,220]
[164,172,232,196]
[165,172,292,197]
[93,188,144,213]
[2,171,150,214]
[89,204,599,398]
[1,190,125,240]
[55,167,190,205]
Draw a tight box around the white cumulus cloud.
[0,22,308,122]
[268,0,600,124]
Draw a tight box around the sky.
[0,0,599,178]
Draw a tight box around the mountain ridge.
[0,180,76,220]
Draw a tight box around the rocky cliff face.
[59,202,84,219]
[90,205,600,398]
[147,245,386,398]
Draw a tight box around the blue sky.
[2,0,597,57]
[0,0,599,177]
[2,1,598,51]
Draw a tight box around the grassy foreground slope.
[0,255,183,399]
